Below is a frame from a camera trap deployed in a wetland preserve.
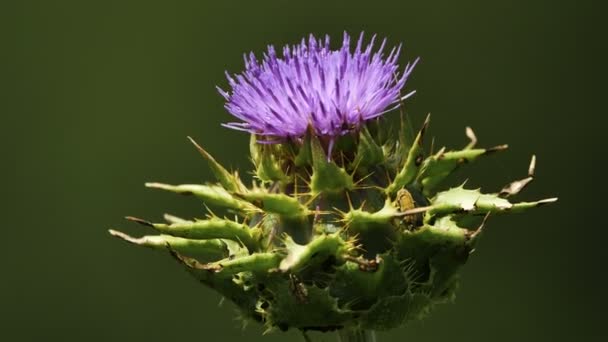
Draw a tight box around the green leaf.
[139,217,261,252]
[426,186,558,220]
[237,189,310,220]
[109,230,228,261]
[279,234,352,273]
[145,182,257,213]
[417,145,508,196]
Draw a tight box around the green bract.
[111,114,556,336]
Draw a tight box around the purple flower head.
[218,32,418,142]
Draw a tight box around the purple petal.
[218,32,418,140]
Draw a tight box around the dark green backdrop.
[3,1,605,341]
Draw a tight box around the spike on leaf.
[188,136,244,193]
[387,114,431,197]
[500,155,536,197]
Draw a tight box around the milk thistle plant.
[111,32,556,342]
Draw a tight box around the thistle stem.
[337,327,377,342]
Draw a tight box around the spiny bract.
[110,33,556,335]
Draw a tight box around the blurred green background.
[2,1,605,341]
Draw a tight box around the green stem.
[337,327,377,342]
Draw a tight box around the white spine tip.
[529,155,537,176]
[108,229,140,244]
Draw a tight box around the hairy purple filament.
[218,32,418,147]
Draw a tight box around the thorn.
[537,197,558,205]
[485,144,509,154]
[359,199,367,210]
[470,213,491,240]
[108,229,140,243]
[395,205,433,216]
[435,146,446,158]
[296,171,312,186]
[268,180,281,194]
[500,154,538,197]
[345,191,354,210]
[465,126,477,149]
[145,182,182,192]
[418,113,431,146]
[333,206,349,219]
[303,192,321,207]
[430,136,435,155]
[499,177,533,197]
[204,204,219,218]
[352,171,375,188]
[187,136,213,160]
[125,216,154,227]
[528,155,537,176]
[349,148,365,176]
[163,213,188,224]
[313,205,322,223]
[384,169,392,185]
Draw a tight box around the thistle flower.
[218,32,417,143]
[111,32,556,342]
